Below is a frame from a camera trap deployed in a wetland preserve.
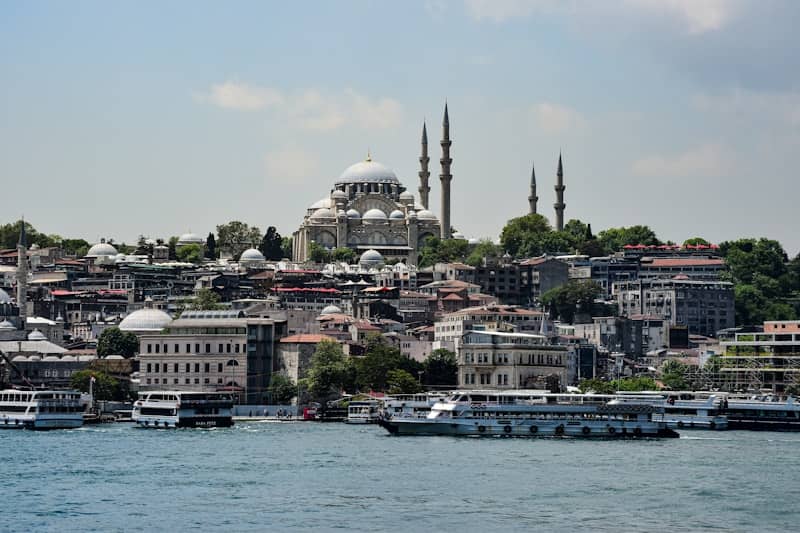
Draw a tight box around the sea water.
[2,423,798,532]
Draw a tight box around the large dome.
[119,308,173,332]
[417,209,438,221]
[178,232,204,245]
[86,242,119,258]
[363,208,388,222]
[335,159,400,185]
[311,208,335,220]
[359,249,384,268]
[240,248,266,263]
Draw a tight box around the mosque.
[292,103,567,267]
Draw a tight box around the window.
[147,344,152,354]
[218,344,223,353]
[185,378,190,385]
[175,344,180,353]
[155,344,160,354]
[163,344,168,354]
[204,363,210,373]
[217,378,223,384]
[147,363,152,373]
[194,378,199,384]
[218,363,223,373]
[195,363,200,373]
[174,363,179,373]
[204,378,210,384]
[163,364,168,373]
[155,363,160,373]
[205,343,211,353]
[174,378,179,384]
[146,378,151,384]
[235,344,240,353]
[195,343,200,353]
[186,343,191,353]
[186,363,191,373]
[154,378,159,384]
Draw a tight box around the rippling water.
[3,423,799,532]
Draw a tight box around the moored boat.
[377,390,679,438]
[721,394,800,431]
[346,400,381,424]
[132,391,234,428]
[0,389,84,430]
[615,391,728,430]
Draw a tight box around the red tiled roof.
[442,293,463,301]
[279,334,335,344]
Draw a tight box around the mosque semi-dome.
[309,197,334,210]
[0,319,15,330]
[86,241,119,258]
[335,159,400,185]
[363,208,388,222]
[240,248,266,263]
[389,210,405,220]
[399,191,415,201]
[119,308,173,332]
[27,329,47,341]
[311,208,335,220]
[346,209,361,219]
[331,190,348,201]
[416,209,438,221]
[178,232,204,245]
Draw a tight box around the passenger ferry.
[380,392,450,420]
[377,390,679,438]
[346,400,381,424]
[722,394,800,431]
[132,391,234,428]
[615,391,728,430]
[0,389,84,430]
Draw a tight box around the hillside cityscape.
[2,105,798,403]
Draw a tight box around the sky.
[2,0,799,254]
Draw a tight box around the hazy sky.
[2,1,799,254]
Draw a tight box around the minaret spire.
[554,152,565,231]
[439,103,453,239]
[418,121,430,209]
[528,161,538,214]
[16,218,28,323]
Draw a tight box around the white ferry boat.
[346,400,381,424]
[721,394,800,431]
[380,392,450,420]
[132,391,234,428]
[0,389,84,430]
[615,391,728,430]
[377,390,679,438]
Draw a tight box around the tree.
[597,225,661,254]
[387,369,423,395]
[331,247,357,264]
[578,378,615,394]
[176,243,203,263]
[259,226,283,261]
[465,239,502,267]
[0,220,57,249]
[216,221,262,258]
[541,280,602,323]
[356,335,421,392]
[268,374,297,404]
[60,238,90,257]
[308,242,331,263]
[281,236,293,259]
[423,349,458,387]
[96,327,139,357]
[205,233,217,260]
[418,236,469,267]
[683,237,710,246]
[660,360,689,390]
[190,288,223,310]
[70,370,122,401]
[167,236,178,260]
[499,213,552,258]
[306,340,350,400]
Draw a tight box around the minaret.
[16,219,28,322]
[528,161,538,214]
[439,103,452,239]
[554,153,565,231]
[418,122,430,209]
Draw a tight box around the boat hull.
[0,414,83,430]
[378,418,678,438]
[134,416,233,428]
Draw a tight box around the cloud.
[531,102,587,134]
[693,88,800,126]
[464,0,741,33]
[201,82,403,131]
[205,81,283,111]
[631,143,732,178]
[623,0,742,34]
[264,147,319,184]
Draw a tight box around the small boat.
[132,391,234,428]
[0,389,84,430]
[377,390,679,438]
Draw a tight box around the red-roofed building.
[639,257,726,282]
[277,333,336,381]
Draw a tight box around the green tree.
[268,374,297,404]
[205,233,217,260]
[331,247,357,264]
[0,220,57,249]
[259,226,283,261]
[541,280,601,323]
[70,370,122,401]
[499,213,552,258]
[387,369,423,394]
[216,221,262,258]
[465,239,502,267]
[683,237,710,246]
[597,225,661,254]
[306,340,350,400]
[578,378,615,394]
[60,238,90,257]
[423,348,458,387]
[613,376,659,391]
[660,360,689,390]
[281,236,293,259]
[167,236,178,260]
[418,236,470,267]
[190,288,223,310]
[308,241,331,263]
[96,327,139,357]
[356,335,421,392]
[176,243,203,263]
